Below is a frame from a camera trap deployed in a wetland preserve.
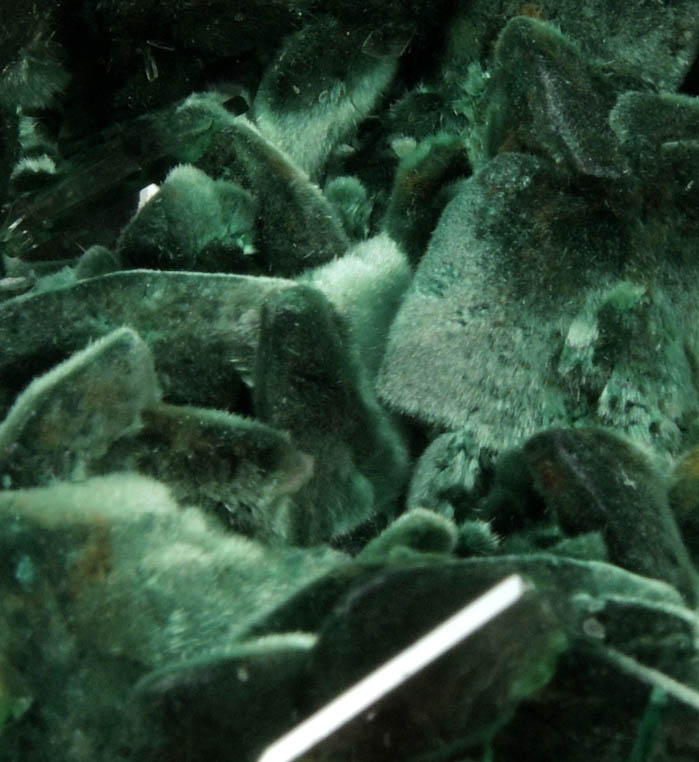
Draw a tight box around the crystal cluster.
[1,2,699,760]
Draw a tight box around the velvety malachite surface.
[2,2,699,761]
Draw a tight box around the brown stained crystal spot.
[35,414,66,450]
[677,447,699,479]
[399,168,433,204]
[516,4,545,20]
[496,130,524,155]
[69,521,113,597]
[670,445,699,519]
[532,457,568,496]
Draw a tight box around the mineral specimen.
[0,327,160,488]
[1,1,699,760]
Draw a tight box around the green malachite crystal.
[1,2,699,760]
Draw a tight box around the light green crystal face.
[1,2,699,761]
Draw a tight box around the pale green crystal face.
[1,2,699,761]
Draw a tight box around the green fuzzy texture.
[609,91,699,224]
[254,284,408,545]
[407,430,485,521]
[253,17,398,179]
[2,2,699,759]
[379,153,591,450]
[610,92,699,151]
[549,532,608,562]
[0,270,296,415]
[0,327,160,488]
[169,95,350,275]
[523,427,699,605]
[379,126,699,461]
[441,0,699,94]
[358,508,458,560]
[383,132,471,265]
[387,87,456,143]
[92,403,315,541]
[557,282,699,459]
[457,519,500,557]
[74,246,121,280]
[480,17,624,179]
[298,232,411,381]
[9,155,57,192]
[118,164,257,271]
[0,36,69,111]
[324,176,372,241]
[0,472,343,665]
